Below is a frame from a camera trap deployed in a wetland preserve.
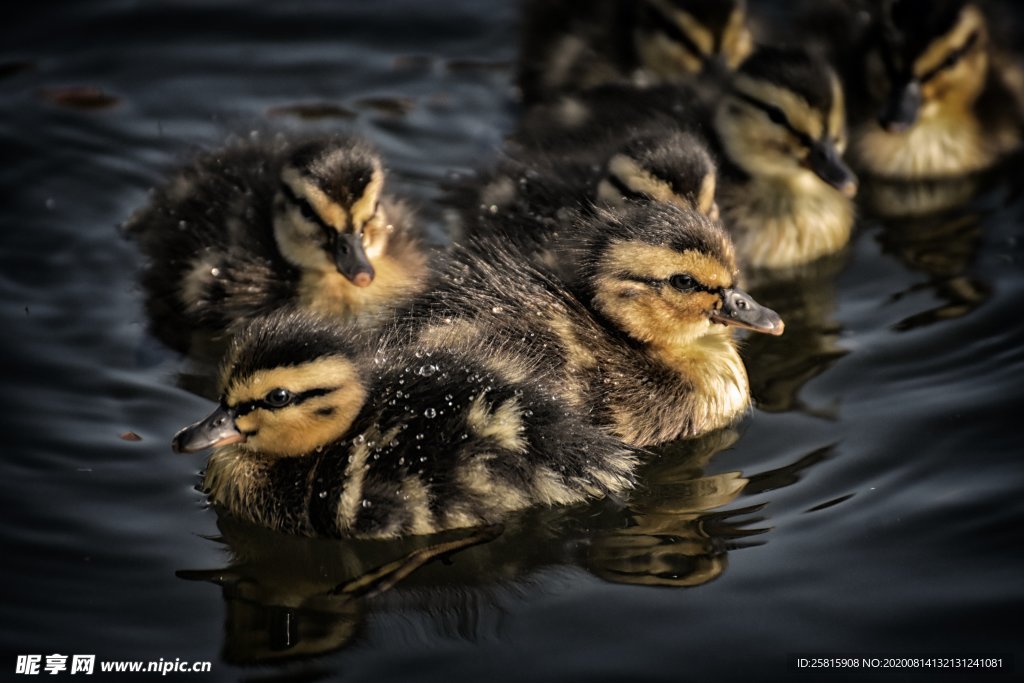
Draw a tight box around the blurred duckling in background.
[409,202,783,447]
[850,0,1023,181]
[125,135,429,352]
[452,128,718,271]
[518,0,753,105]
[712,47,858,269]
[516,47,858,270]
[172,310,636,539]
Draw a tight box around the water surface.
[2,1,1022,681]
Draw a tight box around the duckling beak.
[806,142,858,198]
[334,233,375,287]
[171,405,245,453]
[879,81,921,133]
[711,288,785,336]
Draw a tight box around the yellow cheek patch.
[601,241,734,286]
[671,8,714,56]
[734,76,823,142]
[281,167,350,231]
[697,172,717,215]
[912,6,985,79]
[602,155,689,208]
[721,6,753,68]
[226,357,360,405]
[350,169,384,230]
[828,74,847,148]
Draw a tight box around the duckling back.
[184,311,636,539]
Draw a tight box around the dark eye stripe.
[606,173,650,202]
[280,182,339,242]
[622,273,720,295]
[920,30,979,83]
[641,2,706,63]
[230,386,337,418]
[733,91,816,148]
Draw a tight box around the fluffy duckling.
[518,0,754,105]
[125,135,429,352]
[453,128,719,271]
[711,47,858,269]
[406,202,784,447]
[850,0,1023,180]
[516,47,858,269]
[171,310,636,539]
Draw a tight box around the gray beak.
[171,405,245,453]
[711,288,785,336]
[879,80,922,133]
[806,141,858,198]
[334,233,375,287]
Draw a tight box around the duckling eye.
[669,274,697,291]
[766,106,787,126]
[265,388,293,407]
[296,199,320,224]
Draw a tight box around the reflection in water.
[740,255,849,418]
[177,516,501,665]
[876,208,991,332]
[859,175,981,221]
[179,431,833,664]
[586,430,761,588]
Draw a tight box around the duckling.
[125,134,429,352]
[517,0,754,105]
[452,127,719,272]
[850,0,1023,180]
[517,47,858,270]
[406,202,783,447]
[171,310,636,539]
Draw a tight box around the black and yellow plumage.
[402,202,783,447]
[125,134,429,352]
[449,126,718,273]
[517,0,754,105]
[850,0,1023,181]
[516,45,858,270]
[172,310,637,539]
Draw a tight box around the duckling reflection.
[585,434,836,587]
[176,514,502,665]
[738,255,849,417]
[585,429,759,588]
[876,209,990,331]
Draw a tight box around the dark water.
[2,1,1023,681]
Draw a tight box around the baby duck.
[125,135,429,352]
[850,0,1023,180]
[408,202,783,447]
[454,128,719,271]
[712,47,858,269]
[518,0,754,105]
[171,310,636,539]
[515,47,858,269]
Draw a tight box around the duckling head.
[715,47,858,197]
[273,139,388,288]
[633,0,753,78]
[172,311,367,458]
[868,0,988,132]
[596,130,720,218]
[578,203,784,349]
